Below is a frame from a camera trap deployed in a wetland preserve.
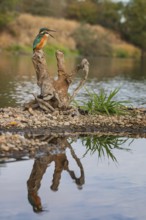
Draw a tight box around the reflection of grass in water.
[81,136,131,162]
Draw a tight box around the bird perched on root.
[33,27,56,51]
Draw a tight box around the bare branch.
[69,59,89,104]
[33,94,55,112]
[53,50,70,106]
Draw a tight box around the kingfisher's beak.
[47,29,57,32]
[46,29,57,38]
[48,33,55,38]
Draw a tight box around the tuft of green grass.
[76,88,129,115]
[44,44,79,56]
[6,44,32,54]
[115,48,129,58]
[5,43,79,56]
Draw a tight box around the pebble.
[1,145,10,151]
[64,122,70,126]
[0,107,146,130]
[0,107,146,158]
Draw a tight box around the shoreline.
[0,106,146,158]
[0,13,140,59]
[0,106,146,135]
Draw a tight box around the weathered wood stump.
[25,49,89,113]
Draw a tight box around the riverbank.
[0,107,146,135]
[0,13,140,58]
[1,106,146,158]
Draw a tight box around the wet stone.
[0,107,146,134]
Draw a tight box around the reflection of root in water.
[27,134,85,213]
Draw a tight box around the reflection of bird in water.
[33,27,56,51]
[27,136,85,213]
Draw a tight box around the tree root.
[24,49,89,115]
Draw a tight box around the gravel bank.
[0,107,146,133]
[1,107,146,158]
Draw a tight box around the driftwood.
[25,49,89,113]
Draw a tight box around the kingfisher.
[33,27,56,51]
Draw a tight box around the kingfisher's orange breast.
[35,35,48,50]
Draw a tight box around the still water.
[0,135,146,220]
[0,53,146,107]
[1,54,146,220]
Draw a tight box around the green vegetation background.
[0,0,146,58]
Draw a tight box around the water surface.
[1,54,146,220]
[0,135,146,220]
[0,54,146,107]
